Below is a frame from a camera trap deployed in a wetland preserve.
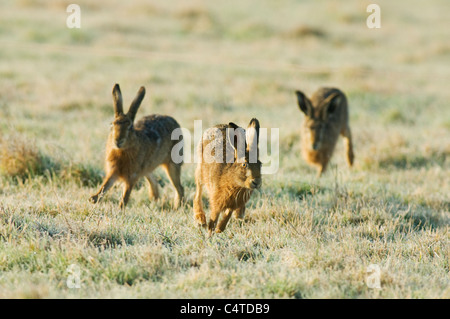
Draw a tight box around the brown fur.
[296,87,354,176]
[89,84,184,209]
[193,119,262,236]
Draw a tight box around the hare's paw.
[194,212,206,227]
[347,152,355,167]
[173,195,183,209]
[89,195,99,204]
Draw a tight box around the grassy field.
[0,0,449,298]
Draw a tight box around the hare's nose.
[251,179,262,189]
[115,140,124,148]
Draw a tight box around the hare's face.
[111,115,133,149]
[297,89,343,152]
[232,158,262,189]
[304,119,325,151]
[225,118,261,189]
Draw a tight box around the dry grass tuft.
[59,163,104,187]
[0,134,48,179]
[0,134,103,185]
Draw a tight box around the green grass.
[0,0,449,298]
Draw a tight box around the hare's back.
[201,124,233,149]
[200,124,235,165]
[135,115,180,140]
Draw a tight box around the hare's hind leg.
[162,162,184,209]
[193,164,206,226]
[90,173,118,204]
[145,174,160,200]
[342,126,354,167]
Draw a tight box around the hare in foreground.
[193,119,262,236]
[295,87,354,176]
[89,84,184,209]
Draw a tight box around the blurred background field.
[0,0,448,298]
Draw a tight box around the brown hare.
[89,84,184,209]
[193,119,262,236]
[295,87,354,176]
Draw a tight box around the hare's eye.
[242,162,248,168]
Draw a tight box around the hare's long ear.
[246,118,260,161]
[322,92,342,119]
[127,86,146,122]
[228,122,239,131]
[112,84,123,117]
[295,90,313,117]
[227,122,246,163]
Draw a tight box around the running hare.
[89,84,184,209]
[295,87,354,176]
[193,119,262,236]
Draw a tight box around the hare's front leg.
[217,206,246,233]
[216,208,233,233]
[90,173,118,204]
[207,206,222,237]
[317,161,328,177]
[232,206,246,219]
[342,126,354,167]
[119,181,134,209]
